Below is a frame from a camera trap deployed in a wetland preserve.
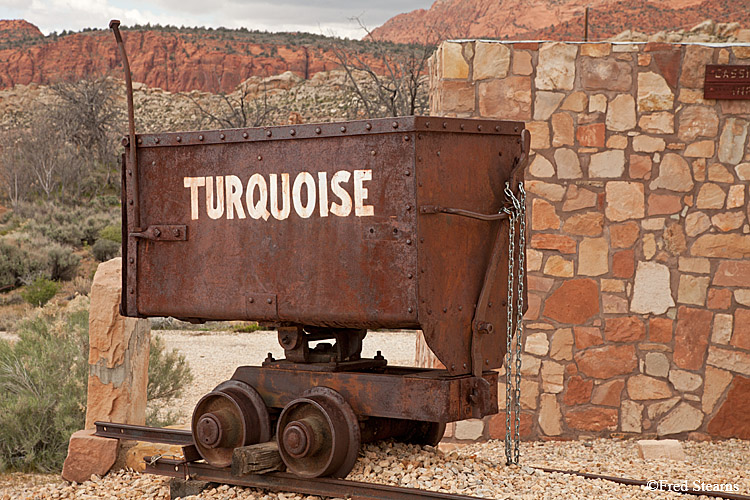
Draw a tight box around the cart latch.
[130,225,187,241]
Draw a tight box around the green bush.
[98,224,122,244]
[0,240,29,289]
[21,278,60,307]
[92,238,120,262]
[0,307,89,472]
[0,306,193,472]
[146,335,193,427]
[47,244,80,281]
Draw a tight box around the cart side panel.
[416,129,524,376]
[125,132,418,328]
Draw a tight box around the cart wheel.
[191,380,271,467]
[403,421,446,447]
[277,386,360,478]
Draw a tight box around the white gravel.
[2,328,749,499]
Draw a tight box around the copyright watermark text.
[645,480,739,493]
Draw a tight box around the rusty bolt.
[436,151,440,156]
[198,135,204,141]
[153,228,161,238]
[266,130,272,137]
[463,363,467,369]
[406,205,411,211]
[407,273,413,279]
[406,239,412,245]
[499,151,503,156]
[495,125,500,132]
[488,302,493,307]
[243,132,248,139]
[515,126,519,132]
[407,307,413,313]
[370,150,376,156]
[220,133,225,140]
[176,136,181,142]
[404,170,410,176]
[420,238,424,243]
[128,170,132,175]
[392,121,398,128]
[152,161,156,166]
[267,298,273,304]
[458,305,463,311]
[443,308,447,313]
[340,126,346,133]
[451,364,455,370]
[265,353,275,362]
[365,123,372,130]
[375,350,384,360]
[460,123,465,130]
[129,288,134,295]
[121,137,128,146]
[486,359,489,365]
[442,122,447,128]
[129,258,134,264]
[477,125,482,131]
[137,137,142,144]
[425,121,430,128]
[173,228,180,237]
[315,127,321,134]
[403,135,410,141]
[154,137,160,144]
[290,129,296,136]
[257,155,262,161]
[128,200,133,205]
[249,297,254,303]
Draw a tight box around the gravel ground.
[2,328,749,499]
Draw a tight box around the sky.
[0,0,434,39]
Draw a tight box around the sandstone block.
[713,260,750,286]
[706,346,750,376]
[575,344,637,379]
[590,150,626,178]
[487,412,533,439]
[527,120,551,150]
[86,258,150,429]
[529,154,555,177]
[574,326,603,349]
[536,42,577,91]
[581,43,611,57]
[610,222,640,248]
[531,233,577,253]
[512,50,533,76]
[637,439,686,460]
[441,80,475,113]
[736,163,750,181]
[473,42,510,80]
[564,407,618,431]
[632,135,665,153]
[702,366,733,414]
[645,352,670,378]
[554,148,582,179]
[647,397,680,420]
[577,123,605,147]
[696,183,726,209]
[628,374,672,400]
[678,106,719,142]
[727,185,745,208]
[711,313,733,345]
[649,153,693,192]
[707,375,750,439]
[589,94,607,113]
[684,140,715,158]
[674,306,712,370]
[647,194,682,216]
[592,379,625,407]
[478,77,532,120]
[521,353,542,376]
[638,72,673,112]
[605,316,645,342]
[606,94,636,131]
[552,114,576,149]
[126,441,184,472]
[562,185,597,212]
[669,370,702,392]
[678,257,710,274]
[613,250,635,277]
[525,331,549,356]
[562,212,603,236]
[638,112,674,134]
[649,317,673,343]
[534,91,565,120]
[531,198,560,230]
[538,394,562,436]
[563,375,593,405]
[732,309,750,350]
[712,212,745,232]
[631,261,674,315]
[607,135,628,149]
[658,403,703,436]
[561,91,587,112]
[544,255,574,277]
[629,154,652,179]
[677,275,709,306]
[581,58,632,91]
[621,400,644,433]
[680,45,714,88]
[442,42,469,79]
[719,118,749,165]
[605,181,644,222]
[521,379,540,410]
[543,279,600,324]
[541,360,565,393]
[62,429,118,483]
[578,237,609,276]
[454,419,485,440]
[690,234,750,259]
[525,180,566,201]
[685,212,711,237]
[603,294,628,314]
[550,328,574,361]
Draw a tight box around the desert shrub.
[0,306,89,472]
[0,306,193,472]
[20,278,60,307]
[98,224,121,244]
[146,335,193,427]
[82,215,113,246]
[92,238,120,262]
[0,239,29,290]
[47,244,80,281]
[72,276,92,296]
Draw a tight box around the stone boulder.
[62,430,118,483]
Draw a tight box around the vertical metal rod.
[584,7,589,42]
[110,19,140,228]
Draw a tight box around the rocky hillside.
[0,21,392,94]
[370,0,750,42]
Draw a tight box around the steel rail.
[147,457,484,500]
[536,467,750,500]
[95,421,193,446]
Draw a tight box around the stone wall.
[427,39,750,441]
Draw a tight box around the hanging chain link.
[502,183,516,466]
[513,183,526,465]
[503,181,525,466]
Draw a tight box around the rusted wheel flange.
[403,421,446,447]
[191,380,271,467]
[277,386,360,478]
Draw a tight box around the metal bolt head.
[257,155,262,161]
[290,129,296,136]
[243,132,249,139]
[406,239,412,245]
[371,150,376,156]
[405,170,410,176]
[176,136,181,142]
[407,273,413,279]
[198,135,204,141]
[128,200,133,205]
[403,135,410,141]
[121,137,128,146]
[407,307,413,313]
[315,127,321,134]
[340,126,346,133]
[267,298,273,304]
[153,228,161,237]
[154,137,160,144]
[249,297,254,303]
[392,121,398,128]
[266,130,272,137]
[129,258,134,264]
[173,228,180,237]
[365,123,372,130]
[220,133,225,140]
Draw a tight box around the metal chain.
[502,182,516,466]
[513,182,526,465]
